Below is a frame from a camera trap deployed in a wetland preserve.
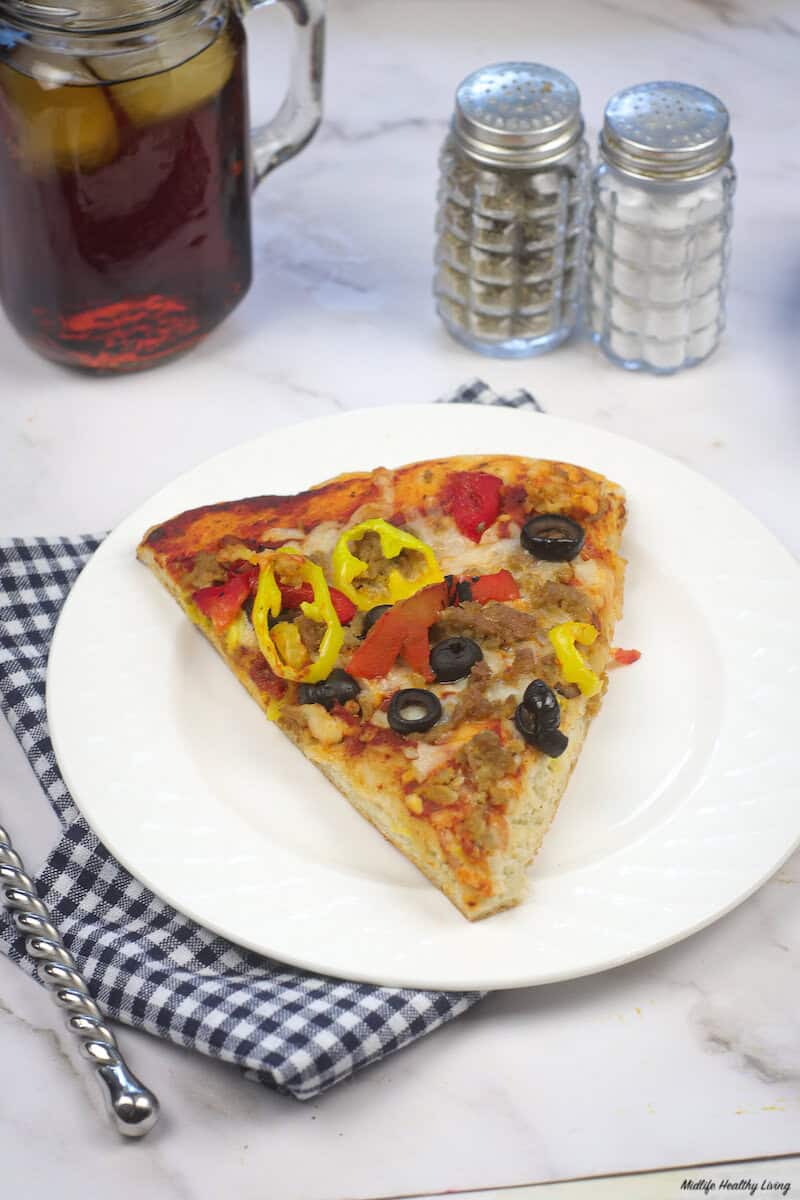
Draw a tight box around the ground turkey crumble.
[352,531,426,584]
[434,601,539,647]
[416,731,520,880]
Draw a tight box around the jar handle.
[240,0,325,187]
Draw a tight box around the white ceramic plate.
[47,405,800,991]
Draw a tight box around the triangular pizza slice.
[138,454,629,920]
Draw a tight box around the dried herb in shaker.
[588,82,736,374]
[434,62,590,358]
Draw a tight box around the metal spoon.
[0,823,160,1137]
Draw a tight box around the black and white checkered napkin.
[0,381,539,1100]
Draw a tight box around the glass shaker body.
[433,62,589,359]
[588,161,735,373]
[435,133,590,358]
[587,81,735,375]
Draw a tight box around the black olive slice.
[361,604,391,637]
[514,702,569,758]
[387,688,442,734]
[430,636,483,683]
[299,668,360,710]
[522,679,561,731]
[455,579,474,603]
[520,514,585,562]
[536,728,569,758]
[514,702,540,745]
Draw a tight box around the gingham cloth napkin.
[0,380,540,1100]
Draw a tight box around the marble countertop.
[1,1,799,1197]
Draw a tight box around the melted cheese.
[294,520,342,561]
[304,704,347,745]
[412,741,451,779]
[486,679,519,704]
[408,513,513,577]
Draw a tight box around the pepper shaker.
[434,62,590,358]
[588,82,736,374]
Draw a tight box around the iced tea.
[0,15,251,373]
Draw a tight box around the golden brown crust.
[139,474,379,560]
[138,453,629,921]
[139,454,624,564]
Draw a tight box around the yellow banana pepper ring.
[548,621,601,698]
[252,552,343,683]
[331,518,443,611]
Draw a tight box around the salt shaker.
[434,62,590,357]
[588,82,735,374]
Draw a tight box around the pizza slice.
[138,454,629,921]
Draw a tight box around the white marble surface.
[1,0,799,1197]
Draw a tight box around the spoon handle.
[0,824,160,1137]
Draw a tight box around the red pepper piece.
[613,647,641,666]
[279,581,356,625]
[228,561,260,588]
[192,574,251,633]
[400,622,434,678]
[330,587,359,625]
[347,582,447,681]
[470,569,520,604]
[441,471,503,543]
[278,582,313,609]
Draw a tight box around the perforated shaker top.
[600,82,732,181]
[453,62,584,168]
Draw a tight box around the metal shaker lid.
[599,81,732,181]
[453,62,584,168]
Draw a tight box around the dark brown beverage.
[0,15,251,373]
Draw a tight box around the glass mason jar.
[587,82,735,374]
[434,62,590,358]
[0,0,324,374]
